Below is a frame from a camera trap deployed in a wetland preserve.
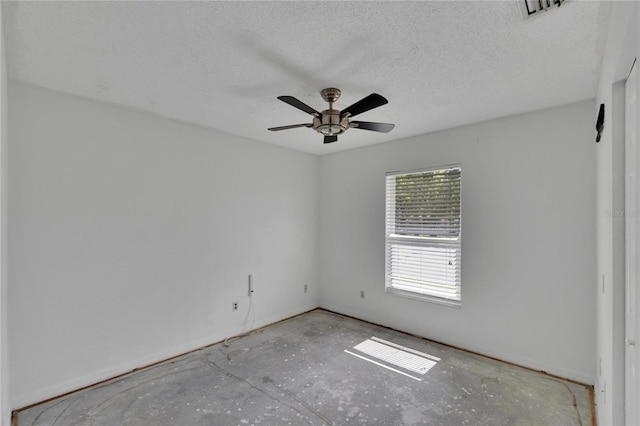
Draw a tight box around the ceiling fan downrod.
[316,88,348,137]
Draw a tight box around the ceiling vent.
[519,0,566,19]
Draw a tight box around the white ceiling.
[2,1,610,155]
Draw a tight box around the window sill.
[385,286,461,309]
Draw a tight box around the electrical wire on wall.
[222,278,257,347]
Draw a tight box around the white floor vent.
[519,0,567,19]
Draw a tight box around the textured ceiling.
[2,1,610,155]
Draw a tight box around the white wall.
[594,2,639,425]
[7,82,320,408]
[0,5,9,425]
[320,100,596,384]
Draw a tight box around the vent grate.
[520,0,566,18]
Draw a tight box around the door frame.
[625,58,640,426]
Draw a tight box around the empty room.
[0,1,639,425]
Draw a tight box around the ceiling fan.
[268,88,395,144]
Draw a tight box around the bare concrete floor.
[16,309,593,425]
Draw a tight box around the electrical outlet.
[304,284,308,293]
[232,301,238,311]
[360,290,365,298]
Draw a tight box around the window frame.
[384,164,462,308]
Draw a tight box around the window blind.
[385,166,461,304]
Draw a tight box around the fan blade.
[324,135,338,144]
[341,93,388,118]
[268,123,312,131]
[277,96,319,115]
[350,121,395,133]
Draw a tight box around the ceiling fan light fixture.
[316,124,346,136]
[313,110,349,136]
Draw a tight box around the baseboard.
[318,303,594,387]
[11,304,319,413]
[11,302,593,417]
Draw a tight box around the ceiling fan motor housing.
[313,109,349,136]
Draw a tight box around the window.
[385,165,462,307]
